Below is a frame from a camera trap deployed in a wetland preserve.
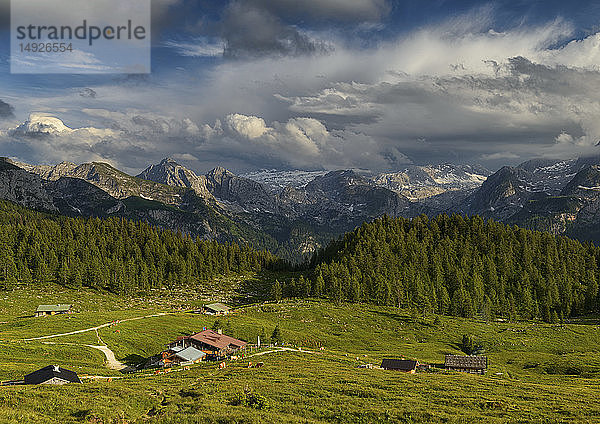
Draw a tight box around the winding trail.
[248,347,314,357]
[20,312,171,371]
[41,341,127,371]
[21,312,169,341]
[86,345,127,370]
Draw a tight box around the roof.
[170,345,185,353]
[175,346,206,362]
[189,329,247,350]
[36,304,72,313]
[445,355,488,369]
[203,303,231,312]
[24,365,81,385]
[381,359,418,371]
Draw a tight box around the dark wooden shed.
[445,355,487,375]
[381,359,419,373]
[24,365,81,385]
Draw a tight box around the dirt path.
[21,312,169,341]
[19,312,170,372]
[86,345,127,370]
[40,340,127,371]
[248,347,314,357]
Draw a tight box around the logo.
[11,0,151,74]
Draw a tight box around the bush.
[230,388,270,410]
[461,334,483,355]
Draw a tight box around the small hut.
[380,359,419,373]
[35,304,72,317]
[162,346,206,366]
[201,303,231,315]
[445,355,487,375]
[166,329,247,359]
[24,365,81,385]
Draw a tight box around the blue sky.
[1,0,600,174]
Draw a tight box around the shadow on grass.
[123,354,146,366]
[230,272,274,306]
[71,410,92,419]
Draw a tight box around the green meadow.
[0,282,600,423]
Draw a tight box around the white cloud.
[480,152,520,161]
[163,39,225,57]
[0,110,205,172]
[196,113,409,170]
[555,132,575,144]
[224,114,269,139]
[172,153,198,161]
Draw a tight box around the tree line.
[278,214,600,322]
[0,201,276,293]
[4,196,600,323]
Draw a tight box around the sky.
[1,0,600,174]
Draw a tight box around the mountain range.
[3,155,600,259]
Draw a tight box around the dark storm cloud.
[247,0,391,22]
[79,88,97,98]
[221,2,330,58]
[163,0,385,60]
[0,100,14,119]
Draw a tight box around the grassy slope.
[0,285,600,422]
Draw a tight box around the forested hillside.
[0,201,276,293]
[293,215,600,322]
[3,193,600,324]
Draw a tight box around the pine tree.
[314,271,325,297]
[271,280,282,302]
[298,275,311,298]
[271,325,282,345]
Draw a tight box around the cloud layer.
[3,6,600,173]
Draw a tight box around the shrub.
[461,334,483,355]
[230,388,270,410]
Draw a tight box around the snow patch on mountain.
[240,169,329,192]
[373,164,491,200]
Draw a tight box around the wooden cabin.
[162,346,206,366]
[445,355,487,375]
[201,303,231,315]
[167,329,247,359]
[35,304,72,317]
[24,365,81,385]
[380,359,419,373]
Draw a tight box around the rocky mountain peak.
[207,166,235,180]
[137,158,212,199]
[305,170,370,194]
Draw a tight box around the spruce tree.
[271,280,282,302]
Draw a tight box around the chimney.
[217,329,223,334]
